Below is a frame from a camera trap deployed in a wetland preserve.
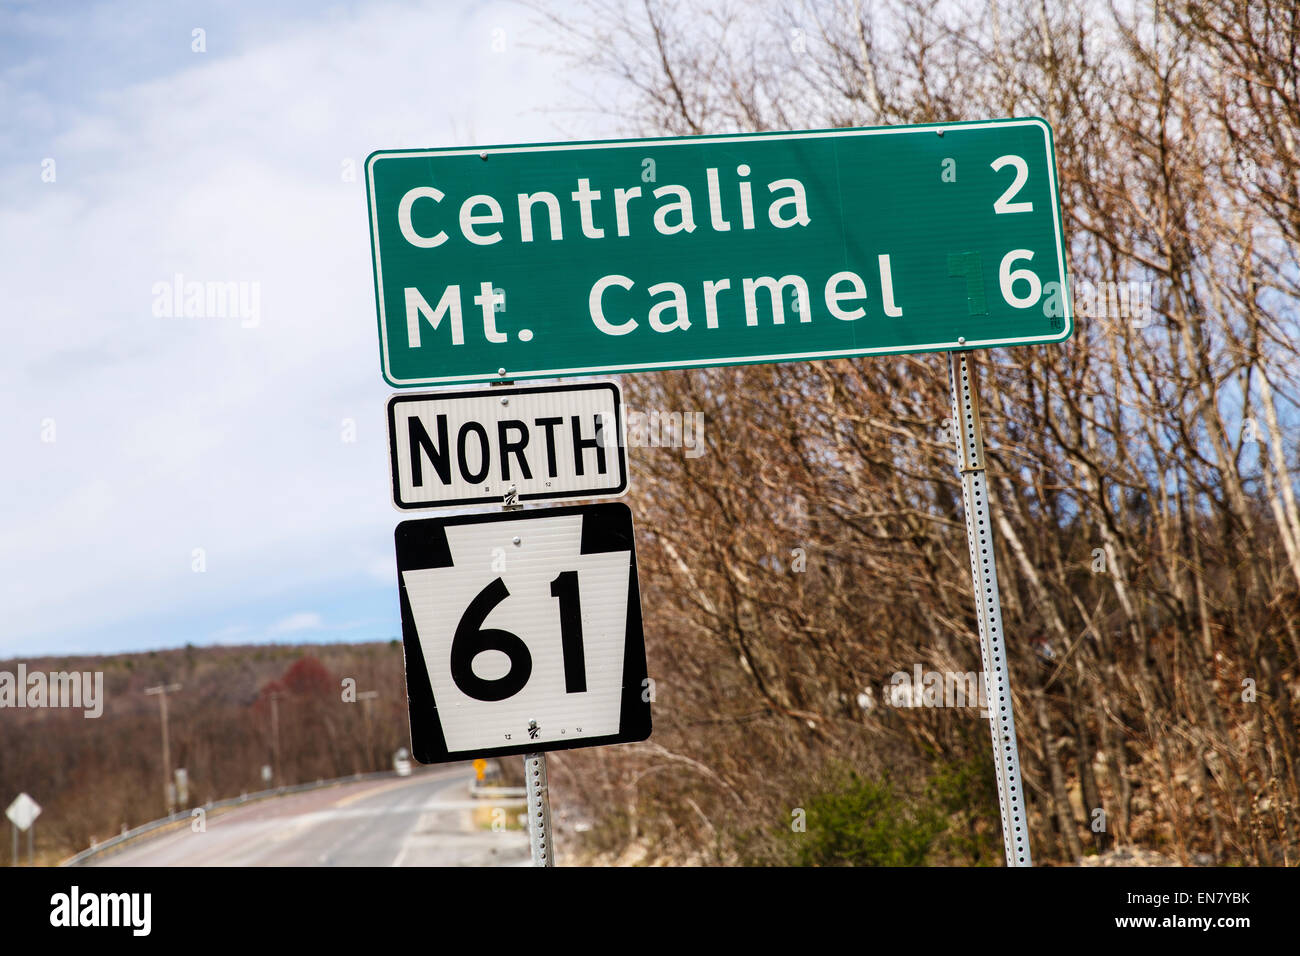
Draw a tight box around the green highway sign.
[366,118,1071,387]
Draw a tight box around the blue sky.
[0,0,610,655]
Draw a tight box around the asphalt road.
[86,767,530,867]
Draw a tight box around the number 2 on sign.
[450,573,588,702]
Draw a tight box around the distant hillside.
[0,641,409,863]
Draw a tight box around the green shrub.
[751,753,1002,867]
[925,754,1002,866]
[784,768,945,867]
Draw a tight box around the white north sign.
[387,382,628,510]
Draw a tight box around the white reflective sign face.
[5,793,41,831]
[387,382,627,510]
[396,503,651,762]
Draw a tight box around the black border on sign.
[395,502,652,763]
[386,382,628,510]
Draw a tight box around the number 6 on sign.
[396,502,652,763]
[449,578,532,702]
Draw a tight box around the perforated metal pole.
[948,351,1032,867]
[491,379,556,868]
[524,752,554,866]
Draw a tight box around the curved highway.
[84,767,530,867]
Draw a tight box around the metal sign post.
[493,377,556,869]
[6,793,41,867]
[524,752,554,867]
[947,351,1032,867]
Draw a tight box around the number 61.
[449,573,588,702]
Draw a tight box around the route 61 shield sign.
[396,502,651,763]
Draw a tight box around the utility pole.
[143,683,182,815]
[269,691,282,787]
[357,690,379,770]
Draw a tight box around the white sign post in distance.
[387,382,628,510]
[6,792,40,866]
[396,502,651,763]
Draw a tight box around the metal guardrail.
[60,768,416,866]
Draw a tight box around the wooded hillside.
[0,643,409,862]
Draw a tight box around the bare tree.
[541,0,1300,865]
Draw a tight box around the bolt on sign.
[366,117,1071,387]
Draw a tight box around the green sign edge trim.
[366,116,1073,387]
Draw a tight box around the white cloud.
[209,623,252,645]
[0,0,608,654]
[271,612,323,634]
